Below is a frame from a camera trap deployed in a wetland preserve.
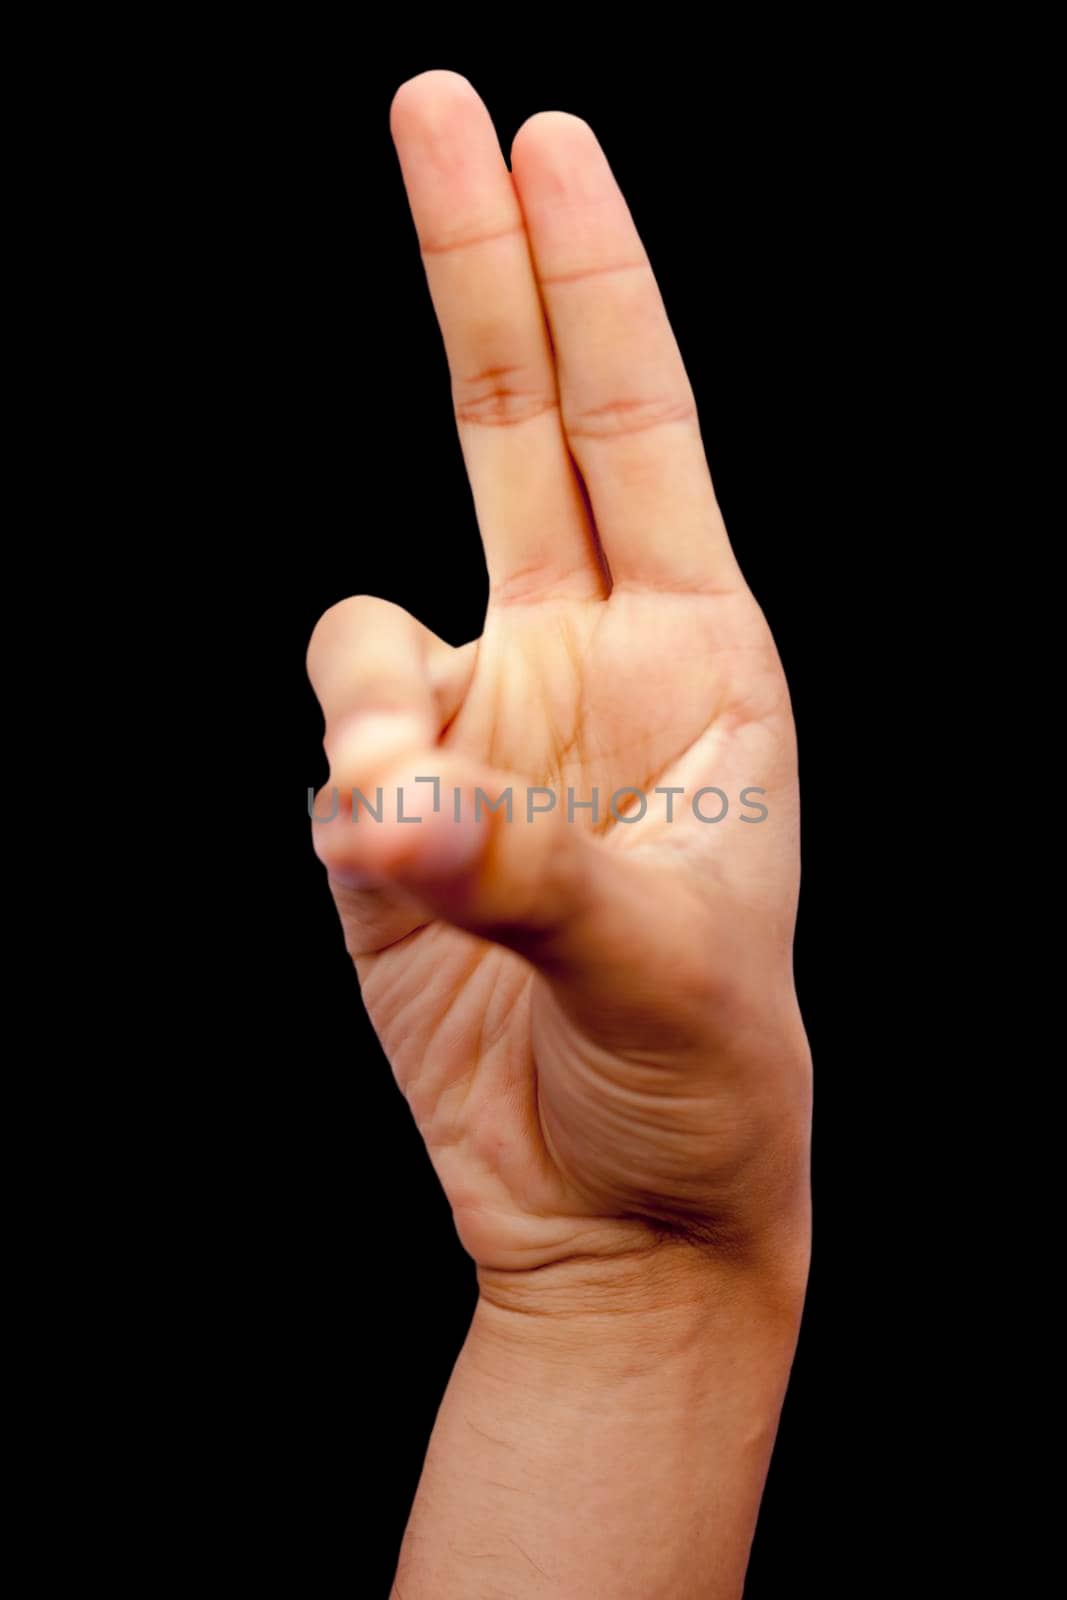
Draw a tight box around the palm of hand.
[344,591,799,1272]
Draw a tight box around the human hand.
[307,71,811,1307]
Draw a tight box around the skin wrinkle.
[538,257,647,285]
[454,360,557,431]
[399,968,542,1192]
[457,614,583,782]
[476,953,533,1059]
[363,928,467,1062]
[439,992,530,1153]
[466,1417,517,1451]
[391,951,490,1114]
[563,397,700,442]
[489,560,603,607]
[347,912,430,966]
[420,221,527,255]
[456,390,560,429]
[463,362,531,383]
[610,574,740,598]
[505,1536,552,1581]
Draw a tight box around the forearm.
[391,1233,809,1599]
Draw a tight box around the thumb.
[315,746,716,1052]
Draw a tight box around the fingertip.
[389,68,479,136]
[510,109,597,170]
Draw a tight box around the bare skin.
[308,70,812,1598]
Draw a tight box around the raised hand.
[308,71,810,1300]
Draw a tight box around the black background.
[149,37,941,1597]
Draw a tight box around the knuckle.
[562,391,697,441]
[452,365,557,430]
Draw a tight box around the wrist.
[473,1096,812,1342]
[472,1213,810,1381]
